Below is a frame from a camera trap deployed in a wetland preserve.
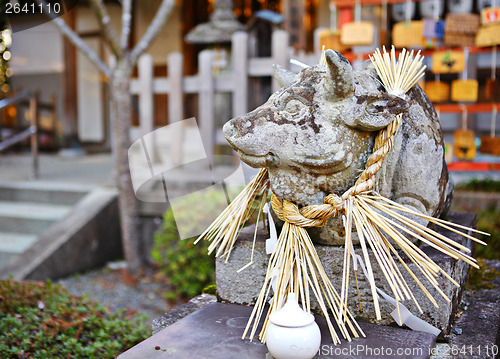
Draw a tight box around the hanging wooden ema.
[432,50,465,74]
[476,1,500,47]
[340,0,374,46]
[444,13,480,47]
[422,0,444,48]
[476,24,500,47]
[480,5,500,25]
[425,74,449,103]
[319,1,347,53]
[426,48,463,103]
[454,106,476,160]
[393,0,423,48]
[479,106,500,155]
[451,48,478,102]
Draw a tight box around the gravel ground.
[56,262,181,328]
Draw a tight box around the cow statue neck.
[223,50,452,245]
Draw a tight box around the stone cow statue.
[223,49,452,245]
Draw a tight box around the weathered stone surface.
[430,259,500,359]
[151,294,217,335]
[0,188,122,280]
[223,49,452,245]
[216,212,476,333]
[121,302,437,359]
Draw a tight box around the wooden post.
[62,9,78,147]
[50,94,57,149]
[272,30,290,93]
[199,50,215,162]
[29,94,39,179]
[168,52,184,166]
[232,31,248,117]
[138,54,157,162]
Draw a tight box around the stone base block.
[216,212,476,334]
[120,302,437,359]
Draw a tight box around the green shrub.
[467,258,500,290]
[151,188,230,301]
[0,279,149,359]
[152,182,267,301]
[457,178,500,192]
[152,212,215,301]
[475,206,500,260]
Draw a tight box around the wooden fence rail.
[129,30,300,161]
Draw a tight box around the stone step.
[0,232,37,253]
[0,201,72,234]
[0,232,38,268]
[0,181,91,205]
[0,251,17,269]
[0,187,123,280]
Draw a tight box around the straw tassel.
[195,168,270,261]
[242,195,364,343]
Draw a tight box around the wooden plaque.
[480,136,500,155]
[476,24,500,47]
[318,30,348,53]
[432,51,465,74]
[451,79,478,102]
[340,21,374,46]
[392,21,424,48]
[425,81,449,103]
[486,78,499,101]
[445,13,480,34]
[481,7,500,25]
[454,129,476,160]
[444,33,476,47]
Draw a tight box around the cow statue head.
[223,49,409,207]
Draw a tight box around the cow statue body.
[223,50,452,245]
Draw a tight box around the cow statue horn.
[273,64,296,88]
[324,49,354,99]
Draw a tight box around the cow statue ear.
[324,49,354,100]
[343,93,409,131]
[273,64,296,88]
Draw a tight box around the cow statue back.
[223,50,452,245]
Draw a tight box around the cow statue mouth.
[231,144,352,175]
[289,152,352,174]
[237,151,279,168]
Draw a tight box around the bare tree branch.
[120,0,132,51]
[36,0,111,77]
[129,0,175,64]
[89,0,121,57]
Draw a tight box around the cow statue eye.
[284,99,303,114]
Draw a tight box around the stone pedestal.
[216,212,477,334]
[122,301,436,359]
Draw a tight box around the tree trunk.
[110,58,143,273]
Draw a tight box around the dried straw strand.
[195,168,270,261]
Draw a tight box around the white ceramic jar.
[265,293,321,359]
